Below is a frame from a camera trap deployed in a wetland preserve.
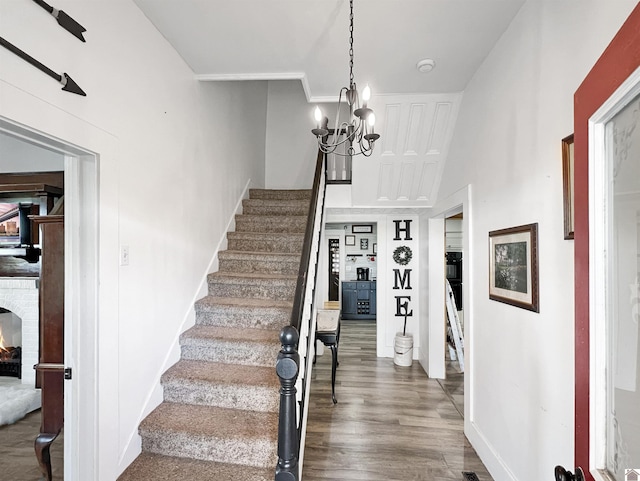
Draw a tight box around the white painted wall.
[436,1,639,480]
[264,79,340,189]
[0,132,65,171]
[0,1,267,479]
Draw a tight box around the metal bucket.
[394,333,413,367]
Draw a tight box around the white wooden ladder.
[445,279,464,372]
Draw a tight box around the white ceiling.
[133,0,526,100]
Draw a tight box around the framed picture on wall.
[562,134,575,240]
[488,223,539,312]
[352,224,373,233]
[360,238,369,250]
[345,235,356,246]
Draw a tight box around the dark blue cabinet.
[341,281,376,320]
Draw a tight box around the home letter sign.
[393,220,413,241]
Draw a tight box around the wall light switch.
[120,245,129,266]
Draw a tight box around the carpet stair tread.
[161,360,279,412]
[195,295,293,310]
[208,271,297,282]
[207,272,297,300]
[141,403,278,439]
[236,214,307,223]
[249,188,311,200]
[226,231,304,253]
[181,325,280,344]
[139,403,278,467]
[117,453,274,481]
[163,359,278,387]
[218,250,301,260]
[218,250,301,275]
[227,231,305,239]
[234,215,307,233]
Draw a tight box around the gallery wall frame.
[562,134,575,240]
[345,235,356,246]
[352,224,373,233]
[488,223,539,312]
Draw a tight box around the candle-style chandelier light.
[311,0,379,157]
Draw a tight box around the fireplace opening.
[0,346,21,378]
[0,307,22,379]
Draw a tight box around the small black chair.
[315,309,341,404]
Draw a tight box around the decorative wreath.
[392,246,413,266]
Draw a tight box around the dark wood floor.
[0,408,64,480]
[302,319,491,481]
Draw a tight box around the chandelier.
[311,0,379,157]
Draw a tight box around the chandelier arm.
[318,142,340,155]
[321,141,375,157]
[321,131,354,150]
[316,121,353,150]
[320,119,369,148]
[332,87,349,133]
[363,138,376,155]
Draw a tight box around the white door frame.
[588,65,640,480]
[427,185,472,413]
[0,116,99,481]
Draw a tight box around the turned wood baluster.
[275,326,300,481]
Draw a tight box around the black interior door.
[328,239,339,301]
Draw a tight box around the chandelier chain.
[349,0,354,89]
[311,0,378,157]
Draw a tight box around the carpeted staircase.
[118,189,310,481]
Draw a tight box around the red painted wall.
[574,3,640,478]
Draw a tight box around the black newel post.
[275,326,300,481]
[554,466,584,481]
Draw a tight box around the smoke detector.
[417,58,436,73]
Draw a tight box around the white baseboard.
[465,418,518,481]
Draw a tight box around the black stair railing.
[275,148,327,481]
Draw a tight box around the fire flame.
[0,327,7,352]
